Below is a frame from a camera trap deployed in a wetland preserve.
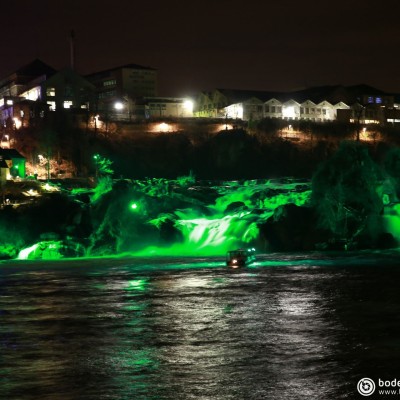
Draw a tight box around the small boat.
[226,248,256,268]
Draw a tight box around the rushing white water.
[18,180,311,259]
[17,243,40,260]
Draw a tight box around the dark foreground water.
[1,251,400,400]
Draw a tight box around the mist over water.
[2,251,400,399]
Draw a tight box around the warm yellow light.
[13,118,22,129]
[283,106,295,118]
[219,124,233,130]
[183,99,193,111]
[158,122,169,132]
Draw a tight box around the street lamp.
[114,100,131,121]
[114,102,124,110]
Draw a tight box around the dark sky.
[2,0,400,97]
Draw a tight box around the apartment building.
[0,60,95,129]
[86,63,158,115]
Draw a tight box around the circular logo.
[357,378,376,396]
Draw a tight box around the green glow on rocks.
[134,180,311,257]
[383,203,400,244]
[17,241,67,260]
[16,179,313,259]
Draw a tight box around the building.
[0,59,56,100]
[195,89,272,119]
[0,60,95,129]
[0,59,56,129]
[143,97,194,119]
[31,68,96,112]
[194,85,399,125]
[86,63,158,117]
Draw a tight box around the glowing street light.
[114,102,124,110]
[183,99,194,114]
[13,117,22,129]
[114,100,132,121]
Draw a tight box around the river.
[1,251,400,399]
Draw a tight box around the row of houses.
[194,86,400,125]
[1,59,400,131]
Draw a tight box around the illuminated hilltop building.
[85,63,158,119]
[194,85,400,125]
[0,59,399,126]
[0,59,95,129]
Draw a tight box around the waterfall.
[17,243,40,260]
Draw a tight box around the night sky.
[2,0,400,97]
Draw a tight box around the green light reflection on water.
[124,279,148,291]
[123,302,148,312]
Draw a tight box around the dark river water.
[1,251,400,400]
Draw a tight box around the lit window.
[103,79,117,87]
[47,87,56,96]
[47,101,56,111]
[6,100,13,105]
[63,101,73,109]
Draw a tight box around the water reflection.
[1,256,400,399]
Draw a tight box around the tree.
[93,154,113,176]
[312,141,383,239]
